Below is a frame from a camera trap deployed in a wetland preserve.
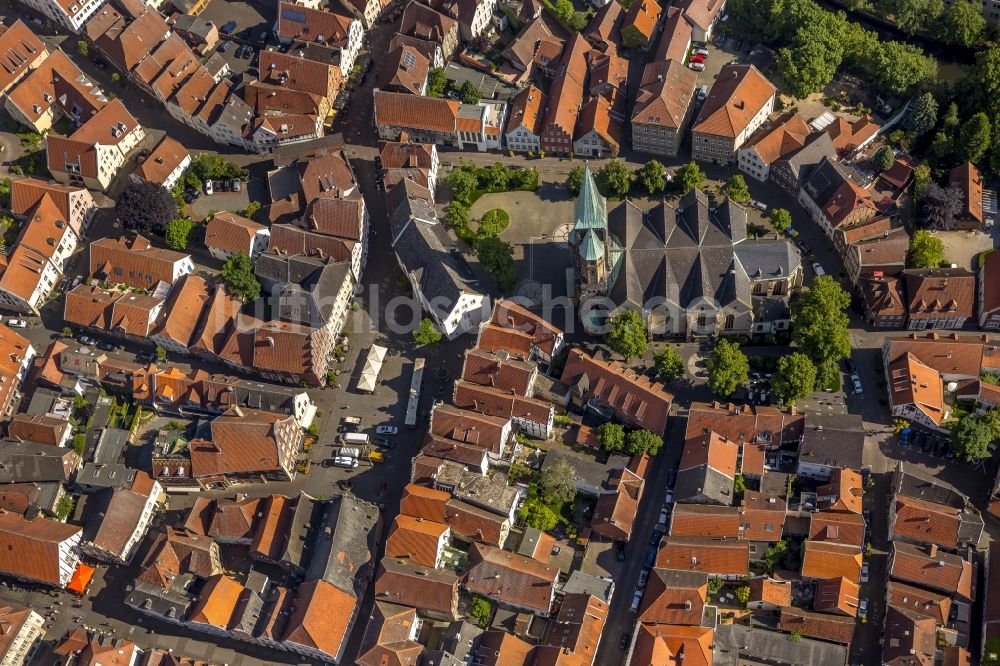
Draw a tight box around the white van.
[333,456,358,468]
[338,447,361,459]
[343,432,369,445]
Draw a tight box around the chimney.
[928,544,937,557]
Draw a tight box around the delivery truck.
[342,432,369,445]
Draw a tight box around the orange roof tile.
[891,495,962,549]
[809,511,866,547]
[639,568,707,625]
[814,576,860,616]
[801,541,862,581]
[384,514,448,567]
[692,64,776,139]
[670,504,741,538]
[133,136,189,185]
[778,607,855,644]
[748,577,792,608]
[656,537,750,576]
[890,541,974,602]
[622,0,661,41]
[205,212,265,255]
[0,20,45,93]
[283,579,355,660]
[631,623,713,666]
[374,89,458,134]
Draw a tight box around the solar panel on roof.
[281,8,306,22]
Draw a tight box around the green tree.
[675,161,705,194]
[734,474,746,495]
[426,67,447,97]
[943,0,985,46]
[597,159,633,197]
[638,160,667,194]
[931,131,954,161]
[478,209,510,236]
[908,230,945,268]
[653,347,684,382]
[567,166,585,195]
[907,92,938,136]
[111,72,121,84]
[448,168,478,204]
[597,422,625,452]
[412,317,442,347]
[735,585,751,605]
[538,458,577,505]
[873,145,895,172]
[626,429,663,456]
[165,217,194,250]
[706,338,750,398]
[459,80,481,104]
[0,178,10,209]
[155,346,167,363]
[772,353,817,405]
[884,0,944,34]
[605,310,648,362]
[951,413,994,461]
[221,252,261,302]
[475,236,517,291]
[725,174,751,203]
[77,40,89,56]
[990,117,1000,174]
[241,201,262,218]
[482,162,509,191]
[792,276,851,388]
[942,101,961,130]
[470,596,491,621]
[778,40,838,98]
[957,112,992,163]
[519,499,559,530]
[913,163,932,202]
[55,494,76,521]
[770,208,792,233]
[870,41,937,96]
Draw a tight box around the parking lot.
[198,0,277,78]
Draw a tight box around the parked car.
[618,633,629,650]
[812,262,826,277]
[860,561,869,583]
[750,199,767,212]
[218,40,232,53]
[637,570,649,588]
[695,47,710,57]
[204,179,214,195]
[899,428,911,446]
[858,598,868,620]
[688,62,705,71]
[649,529,663,546]
[376,425,398,435]
[80,335,96,346]
[231,179,241,192]
[844,359,857,373]
[797,240,811,255]
[97,340,116,352]
[615,541,626,561]
[657,509,669,526]
[643,546,657,569]
[690,54,705,64]
[664,489,674,505]
[666,469,676,487]
[851,374,863,395]
[6,319,26,328]
[630,589,643,613]
[220,20,237,34]
[696,84,709,101]
[332,456,358,469]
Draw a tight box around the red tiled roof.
[809,511,866,547]
[631,623,713,666]
[0,20,45,93]
[801,541,862,581]
[748,577,792,609]
[692,64,775,139]
[778,607,855,644]
[384,514,448,567]
[670,504,740,538]
[205,212,265,255]
[891,495,961,549]
[0,511,81,586]
[903,268,976,321]
[464,543,557,614]
[638,568,707,625]
[374,89,458,134]
[283,579,355,660]
[813,576,859,616]
[656,537,750,576]
[463,347,535,395]
[890,541,974,602]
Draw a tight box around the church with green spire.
[569,164,610,302]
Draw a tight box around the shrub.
[478,208,510,237]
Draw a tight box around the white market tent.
[357,344,388,393]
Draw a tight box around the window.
[725,314,735,329]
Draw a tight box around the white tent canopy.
[357,344,388,393]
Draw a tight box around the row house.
[374,90,459,145]
[0,20,47,96]
[380,44,430,95]
[188,406,301,487]
[981,249,1000,329]
[205,212,270,261]
[678,0,726,42]
[824,114,880,157]
[455,100,505,152]
[539,34,589,156]
[389,32,444,69]
[0,179,94,315]
[0,324,35,420]
[949,161,992,230]
[861,276,907,329]
[631,58,698,158]
[63,285,165,342]
[15,0,105,32]
[130,135,191,190]
[691,64,775,165]
[378,138,440,195]
[502,17,563,82]
[799,156,877,240]
[89,235,194,290]
[340,0,384,29]
[46,99,145,191]
[836,216,908,283]
[400,1,459,59]
[80,472,162,564]
[882,333,1000,432]
[477,298,564,363]
[83,6,169,75]
[5,49,108,134]
[573,95,621,158]
[275,2,364,81]
[738,113,811,182]
[430,402,512,460]
[147,274,212,354]
[464,543,558,616]
[583,0,624,55]
[452,380,554,439]
[903,268,976,331]
[0,511,81,588]
[423,0,499,41]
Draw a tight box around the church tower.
[569,164,609,301]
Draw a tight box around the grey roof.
[450,471,519,518]
[304,493,380,597]
[443,62,518,101]
[895,464,967,509]
[797,413,866,470]
[214,95,253,135]
[388,193,439,242]
[93,428,129,466]
[674,465,734,506]
[714,623,848,666]
[391,206,481,322]
[277,260,352,327]
[540,450,609,495]
[278,491,314,570]
[75,462,135,490]
[562,570,614,602]
[126,576,195,621]
[271,133,345,167]
[516,527,548,557]
[203,53,228,79]
[228,588,265,635]
[606,191,766,312]
[233,381,306,414]
[774,131,837,187]
[735,240,800,282]
[0,439,78,484]
[173,14,215,38]
[801,156,854,207]
[26,388,64,416]
[438,620,483,660]
[266,165,300,203]
[422,650,466,666]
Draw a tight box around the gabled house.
[573,95,621,158]
[80,472,161,564]
[903,268,976,330]
[130,136,191,190]
[464,542,558,616]
[675,432,738,506]
[46,98,144,191]
[691,64,775,165]
[0,20,47,97]
[0,511,81,588]
[798,155,877,239]
[89,235,194,290]
[539,34,589,156]
[980,249,1000,329]
[738,113,811,182]
[631,58,698,157]
[374,89,459,146]
[620,0,660,49]
[275,2,364,79]
[400,1,459,59]
[504,85,546,154]
[204,212,270,261]
[677,0,726,41]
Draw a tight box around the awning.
[67,563,96,594]
[357,345,388,393]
